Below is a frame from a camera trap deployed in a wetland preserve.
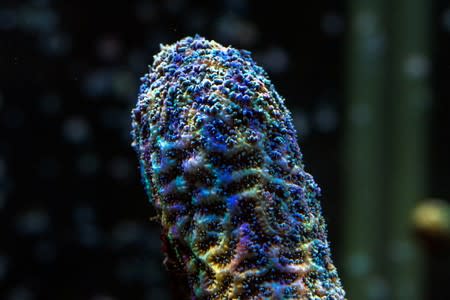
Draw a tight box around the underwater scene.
[1,0,449,299]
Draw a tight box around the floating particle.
[38,32,71,57]
[314,103,338,133]
[16,210,49,236]
[62,117,90,144]
[215,14,259,46]
[82,70,114,98]
[18,7,58,34]
[254,46,290,74]
[96,36,122,62]
[292,110,311,138]
[131,36,345,299]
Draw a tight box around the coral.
[131,35,345,299]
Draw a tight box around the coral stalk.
[131,36,345,299]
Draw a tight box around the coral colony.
[131,36,345,299]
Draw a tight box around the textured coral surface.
[131,35,345,299]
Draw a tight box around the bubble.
[292,110,310,137]
[78,223,101,248]
[404,54,430,79]
[82,70,114,98]
[18,7,58,34]
[38,32,71,56]
[214,14,259,46]
[16,210,50,235]
[254,46,289,74]
[96,36,122,62]
[346,252,371,276]
[112,71,136,101]
[314,103,338,133]
[62,117,91,144]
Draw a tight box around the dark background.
[0,0,449,299]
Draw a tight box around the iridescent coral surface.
[131,35,345,299]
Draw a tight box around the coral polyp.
[131,35,345,299]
